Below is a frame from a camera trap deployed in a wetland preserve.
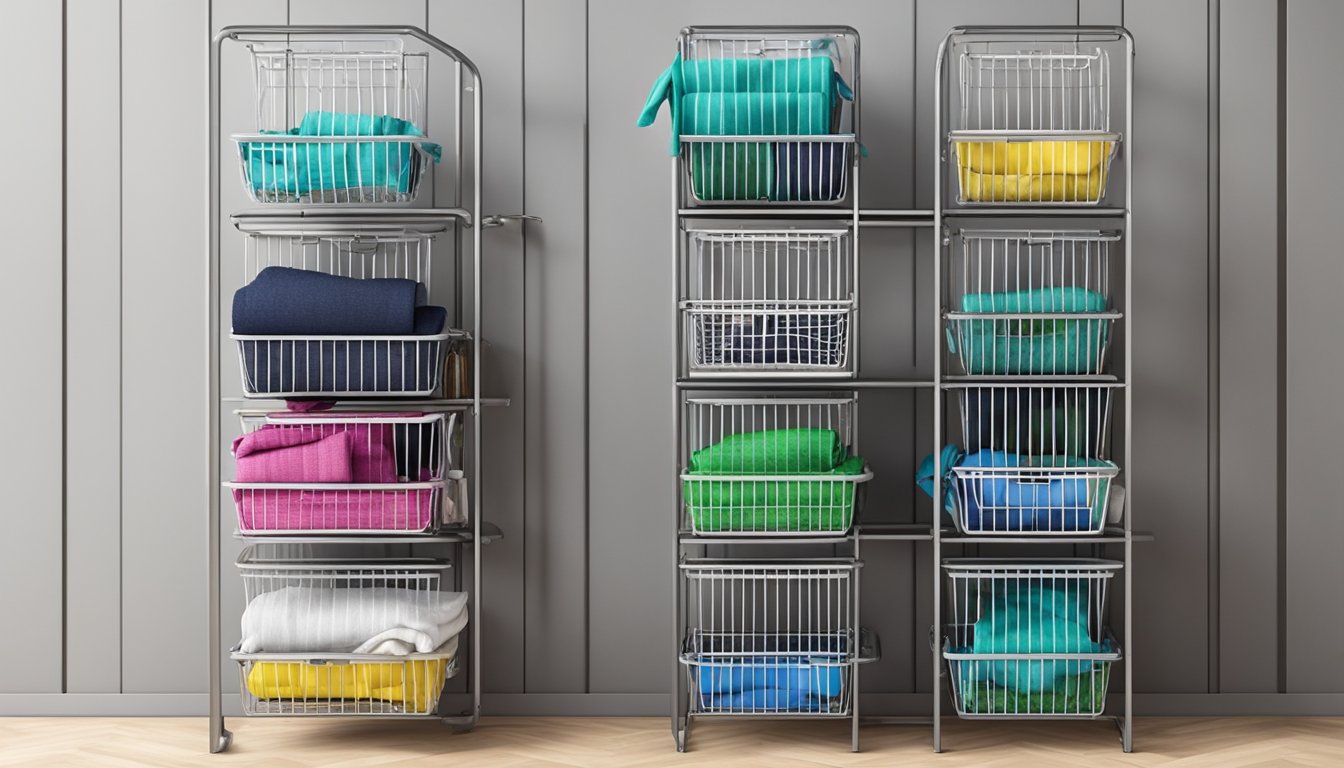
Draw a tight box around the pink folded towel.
[232,423,400,483]
[234,429,353,483]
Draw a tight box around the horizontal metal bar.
[941,375,1120,385]
[857,523,935,541]
[942,208,1128,217]
[682,134,856,144]
[682,25,859,36]
[232,207,472,228]
[223,397,512,410]
[235,521,503,545]
[678,532,856,546]
[939,528,1153,545]
[678,378,934,390]
[949,130,1123,142]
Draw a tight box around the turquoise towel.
[971,582,1102,693]
[241,111,442,197]
[956,287,1110,375]
[638,53,853,155]
[915,445,964,514]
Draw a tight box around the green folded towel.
[684,455,865,533]
[688,142,773,201]
[957,665,1110,715]
[690,428,846,474]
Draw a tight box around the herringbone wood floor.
[1,717,1341,767]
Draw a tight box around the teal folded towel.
[638,53,853,155]
[971,582,1102,693]
[960,287,1106,315]
[242,111,442,197]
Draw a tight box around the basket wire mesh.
[680,560,860,716]
[677,31,857,205]
[226,412,455,535]
[684,227,855,376]
[943,559,1121,718]
[949,43,1120,205]
[682,397,870,535]
[945,230,1120,377]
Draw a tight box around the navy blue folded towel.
[232,266,430,335]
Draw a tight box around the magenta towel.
[233,429,353,483]
[232,423,400,483]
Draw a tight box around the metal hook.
[480,214,543,228]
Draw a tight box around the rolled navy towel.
[233,266,427,335]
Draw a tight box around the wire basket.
[233,550,462,716]
[945,230,1120,376]
[946,383,1121,535]
[943,559,1122,718]
[235,40,437,204]
[233,639,458,716]
[679,559,864,716]
[233,332,458,398]
[682,397,870,535]
[226,412,455,535]
[240,227,442,286]
[947,38,1122,205]
[677,29,857,206]
[684,227,855,376]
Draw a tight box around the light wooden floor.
[2,717,1342,767]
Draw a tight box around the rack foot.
[211,728,233,754]
[1117,715,1133,752]
[440,713,479,733]
[673,717,688,752]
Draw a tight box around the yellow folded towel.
[955,140,1114,176]
[246,657,450,713]
[957,168,1107,203]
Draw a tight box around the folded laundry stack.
[955,140,1114,203]
[232,267,452,396]
[238,111,442,201]
[240,586,467,712]
[230,414,440,532]
[684,427,866,533]
[953,287,1111,375]
[691,634,847,713]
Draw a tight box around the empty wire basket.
[945,34,1123,205]
[239,226,443,286]
[682,396,870,535]
[943,559,1121,718]
[233,550,464,716]
[684,226,855,376]
[675,28,858,205]
[234,40,438,204]
[680,559,872,716]
[945,230,1121,376]
[226,411,456,534]
[947,383,1121,534]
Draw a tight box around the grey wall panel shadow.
[66,0,124,694]
[522,0,590,694]
[1285,0,1344,694]
[1125,0,1212,695]
[0,0,63,695]
[1216,0,1279,694]
[120,0,210,694]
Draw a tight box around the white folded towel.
[239,586,468,654]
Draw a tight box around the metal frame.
[669,25,882,754]
[209,25,488,753]
[933,25,1137,753]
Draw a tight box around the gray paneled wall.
[2,0,1342,716]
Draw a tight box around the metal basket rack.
[209,25,512,754]
[933,26,1138,753]
[682,226,856,377]
[676,29,859,207]
[669,25,879,755]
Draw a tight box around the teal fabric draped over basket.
[637,53,853,201]
[953,287,1111,375]
[239,111,443,199]
[969,581,1103,693]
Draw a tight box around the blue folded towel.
[697,660,843,696]
[233,267,428,335]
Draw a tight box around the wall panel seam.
[1206,0,1220,696]
[1275,0,1288,696]
[60,0,70,695]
